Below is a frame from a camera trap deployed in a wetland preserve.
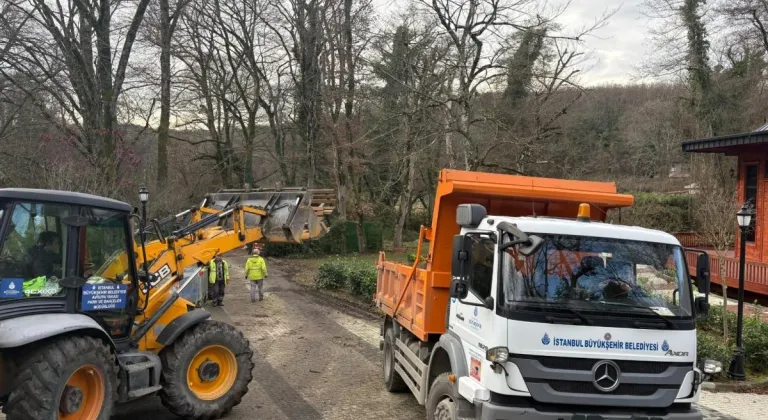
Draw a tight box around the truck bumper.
[476,401,702,420]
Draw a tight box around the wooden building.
[680,124,768,295]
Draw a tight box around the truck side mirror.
[519,235,544,256]
[696,253,710,295]
[450,235,472,299]
[695,296,710,321]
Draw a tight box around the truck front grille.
[531,355,688,374]
[511,356,691,408]
[545,380,665,396]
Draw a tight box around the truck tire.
[383,328,408,392]
[159,320,254,419]
[426,372,457,420]
[3,335,117,420]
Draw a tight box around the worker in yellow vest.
[208,254,230,306]
[245,247,267,302]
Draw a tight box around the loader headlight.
[702,359,723,375]
[486,347,509,364]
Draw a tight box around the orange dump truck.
[376,169,717,420]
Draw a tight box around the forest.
[1,0,767,246]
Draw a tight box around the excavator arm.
[128,188,333,351]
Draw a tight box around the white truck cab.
[438,204,720,420]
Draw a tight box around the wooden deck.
[676,233,768,296]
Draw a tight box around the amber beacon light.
[577,203,591,221]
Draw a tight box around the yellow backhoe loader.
[0,186,332,419]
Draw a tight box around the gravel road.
[112,254,423,420]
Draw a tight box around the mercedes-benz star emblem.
[592,360,621,392]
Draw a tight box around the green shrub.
[406,252,427,265]
[609,192,693,232]
[315,258,378,299]
[315,258,349,290]
[696,331,732,380]
[695,303,768,377]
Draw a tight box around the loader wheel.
[159,320,254,419]
[426,372,457,420]
[383,328,407,392]
[3,336,116,420]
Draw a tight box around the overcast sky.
[372,0,654,87]
[555,0,651,86]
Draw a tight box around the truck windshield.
[501,234,693,318]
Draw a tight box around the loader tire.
[159,320,254,419]
[383,328,408,392]
[3,336,117,420]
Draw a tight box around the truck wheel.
[383,328,407,392]
[159,320,254,419]
[426,372,457,420]
[3,336,116,420]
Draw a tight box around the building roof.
[0,188,132,212]
[682,124,768,154]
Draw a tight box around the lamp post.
[728,203,752,381]
[138,187,150,275]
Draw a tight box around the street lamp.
[728,203,753,381]
[139,187,149,204]
[138,187,150,283]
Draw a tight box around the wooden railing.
[685,250,768,296]
[674,232,713,249]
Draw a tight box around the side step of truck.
[394,339,428,405]
[117,351,164,402]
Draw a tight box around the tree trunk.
[96,0,116,181]
[394,115,415,249]
[443,69,456,168]
[244,112,255,185]
[355,220,366,253]
[157,0,171,183]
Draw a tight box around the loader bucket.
[203,188,333,244]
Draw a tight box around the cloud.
[552,0,651,86]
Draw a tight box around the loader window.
[468,234,495,301]
[80,209,134,338]
[82,209,133,286]
[0,202,68,299]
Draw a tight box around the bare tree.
[372,16,450,247]
[2,0,151,183]
[695,159,739,340]
[143,0,194,183]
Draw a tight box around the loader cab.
[0,189,140,341]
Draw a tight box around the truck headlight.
[486,347,509,364]
[702,359,722,375]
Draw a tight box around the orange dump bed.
[376,169,634,341]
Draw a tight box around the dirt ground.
[112,251,423,420]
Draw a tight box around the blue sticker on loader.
[81,284,128,311]
[0,278,23,298]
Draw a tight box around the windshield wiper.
[545,306,594,326]
[602,302,676,329]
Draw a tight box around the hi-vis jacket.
[245,256,267,281]
[208,259,230,284]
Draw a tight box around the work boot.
[259,296,263,302]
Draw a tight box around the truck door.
[450,233,496,354]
